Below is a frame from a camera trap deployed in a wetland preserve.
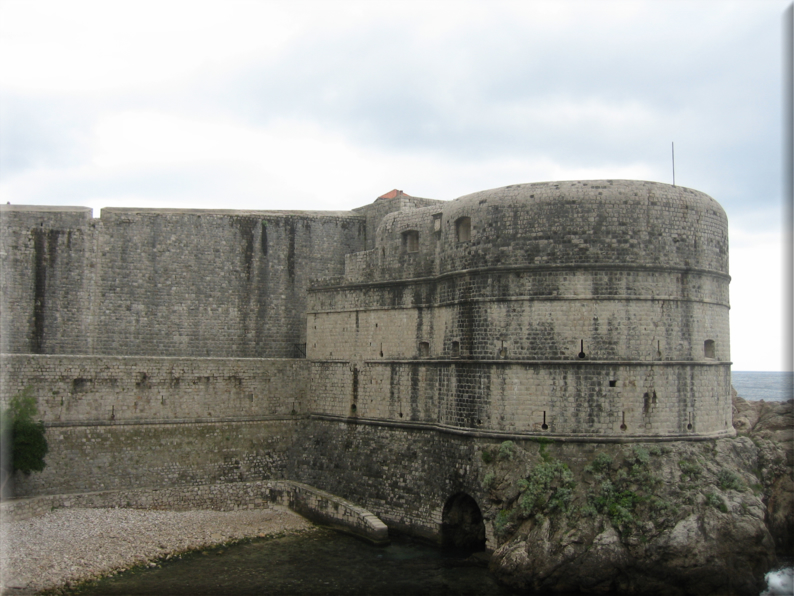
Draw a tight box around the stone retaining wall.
[10,418,300,498]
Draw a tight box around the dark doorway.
[441,492,486,552]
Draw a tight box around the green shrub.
[498,441,515,461]
[549,486,574,513]
[717,469,745,492]
[631,446,650,466]
[538,440,553,462]
[519,459,575,517]
[607,503,634,526]
[494,509,511,536]
[650,497,673,514]
[0,387,48,493]
[586,452,613,476]
[589,479,639,527]
[481,449,494,464]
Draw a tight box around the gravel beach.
[0,506,315,595]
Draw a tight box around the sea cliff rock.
[486,395,793,595]
[733,392,794,552]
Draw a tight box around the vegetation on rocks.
[477,396,793,595]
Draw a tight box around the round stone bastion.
[307,180,733,441]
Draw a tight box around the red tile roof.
[377,189,411,199]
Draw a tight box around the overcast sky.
[0,0,789,371]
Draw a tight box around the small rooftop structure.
[377,189,411,199]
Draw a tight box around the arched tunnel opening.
[441,492,486,553]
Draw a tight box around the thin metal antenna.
[672,142,676,186]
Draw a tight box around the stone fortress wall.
[0,192,441,499]
[0,181,734,545]
[0,205,367,358]
[308,180,733,440]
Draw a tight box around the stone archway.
[441,492,486,551]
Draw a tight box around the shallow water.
[69,529,521,596]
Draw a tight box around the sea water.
[732,371,793,402]
[68,529,520,596]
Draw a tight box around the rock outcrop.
[733,392,794,553]
[486,395,793,595]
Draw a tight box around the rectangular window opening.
[455,217,471,242]
[402,230,419,253]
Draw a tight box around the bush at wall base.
[0,386,48,497]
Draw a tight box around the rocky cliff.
[486,394,793,596]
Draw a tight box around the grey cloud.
[178,6,778,220]
[1,4,781,226]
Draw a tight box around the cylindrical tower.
[308,180,733,440]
